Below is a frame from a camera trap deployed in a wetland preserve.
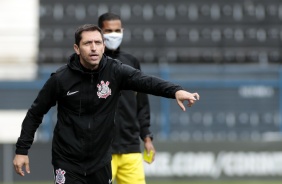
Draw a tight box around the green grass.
[1,181,282,184]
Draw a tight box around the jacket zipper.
[85,74,94,174]
[91,74,94,83]
[89,74,94,130]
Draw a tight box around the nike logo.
[67,90,79,96]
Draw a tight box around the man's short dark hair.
[98,12,121,28]
[75,24,104,45]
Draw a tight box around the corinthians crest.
[55,168,66,184]
[97,80,111,99]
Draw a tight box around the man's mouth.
[90,53,99,60]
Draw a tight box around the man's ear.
[74,44,80,54]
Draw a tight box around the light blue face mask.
[103,32,123,50]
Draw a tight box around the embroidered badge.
[97,80,111,99]
[55,168,66,184]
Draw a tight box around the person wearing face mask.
[98,12,155,184]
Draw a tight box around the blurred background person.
[98,12,156,184]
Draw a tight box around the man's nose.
[91,43,97,50]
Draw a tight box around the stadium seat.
[39,0,281,64]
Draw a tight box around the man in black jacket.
[98,12,155,184]
[13,24,200,184]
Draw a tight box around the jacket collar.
[67,53,107,74]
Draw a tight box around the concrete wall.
[0,0,38,80]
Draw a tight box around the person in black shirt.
[98,12,155,184]
[13,24,200,184]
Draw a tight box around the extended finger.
[177,100,186,111]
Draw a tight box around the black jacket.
[105,48,151,154]
[15,53,183,175]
